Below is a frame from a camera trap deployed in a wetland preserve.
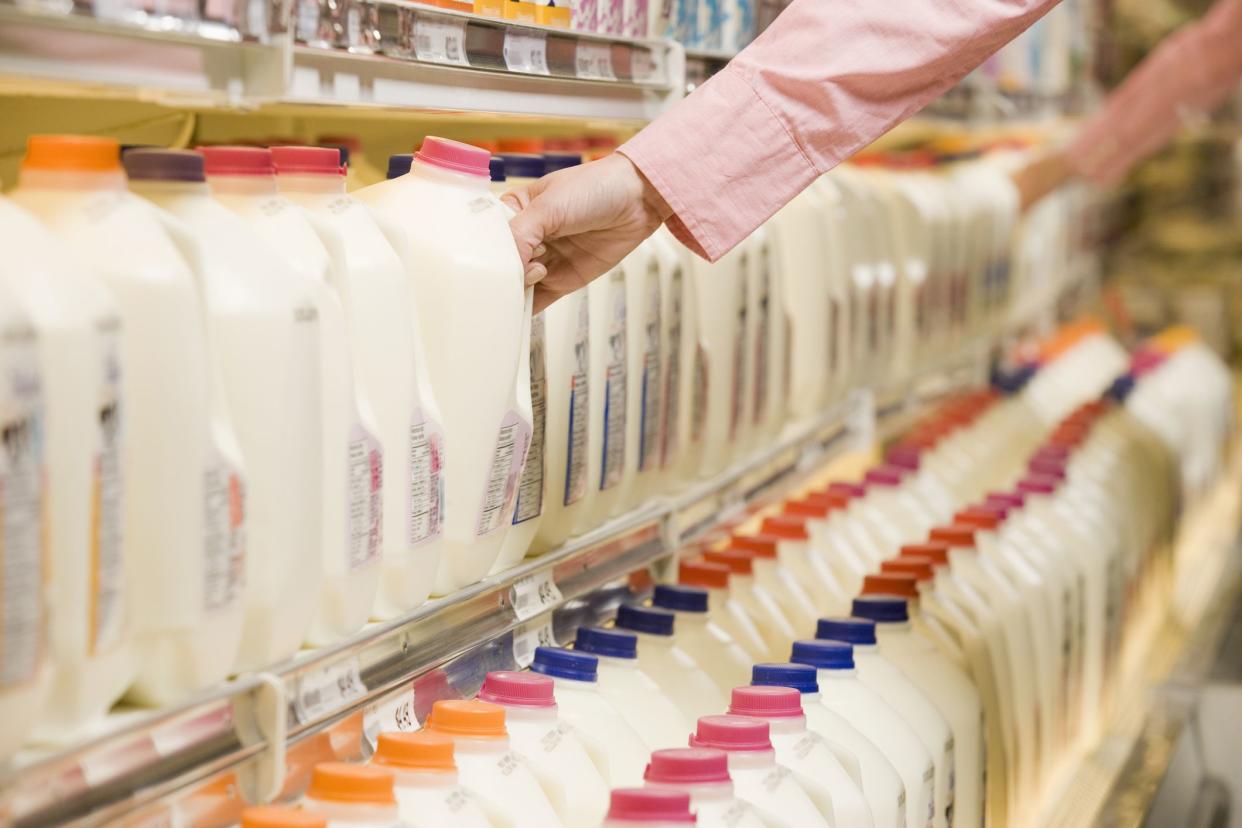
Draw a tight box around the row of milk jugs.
[0,133,1017,757]
[228,323,1232,828]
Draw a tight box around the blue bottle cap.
[1106,374,1136,402]
[614,604,676,637]
[652,585,709,614]
[497,152,546,179]
[542,152,582,172]
[489,156,506,183]
[531,646,598,682]
[851,596,909,623]
[386,153,412,179]
[751,662,819,694]
[790,639,854,670]
[815,616,877,646]
[574,626,638,659]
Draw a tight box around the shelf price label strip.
[413,13,469,66]
[503,28,549,75]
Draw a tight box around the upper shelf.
[0,1,684,120]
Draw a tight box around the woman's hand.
[503,153,672,312]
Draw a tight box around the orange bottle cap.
[679,559,731,590]
[761,515,809,541]
[23,135,120,172]
[861,572,919,598]
[954,507,1001,530]
[372,731,456,772]
[241,806,327,828]
[901,542,949,566]
[929,525,976,547]
[785,498,831,519]
[729,534,779,559]
[702,549,754,575]
[426,699,508,739]
[305,762,395,805]
[882,557,934,582]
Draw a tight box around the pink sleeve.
[1068,0,1242,186]
[619,0,1061,261]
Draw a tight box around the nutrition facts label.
[660,266,684,469]
[638,263,663,473]
[564,294,590,506]
[476,411,531,536]
[92,321,125,657]
[600,271,627,491]
[202,446,244,613]
[407,409,444,548]
[513,314,547,525]
[346,423,382,571]
[0,327,43,688]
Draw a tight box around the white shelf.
[0,346,987,827]
[0,3,684,120]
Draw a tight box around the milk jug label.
[691,343,708,443]
[728,256,747,439]
[564,294,590,506]
[638,262,663,473]
[476,410,531,536]
[407,409,444,548]
[660,265,683,469]
[600,270,627,491]
[514,314,547,524]
[346,423,383,570]
[0,326,44,689]
[202,445,244,613]
[92,320,125,656]
[752,245,771,425]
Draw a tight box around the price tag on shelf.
[512,618,557,668]
[292,657,367,725]
[630,47,658,83]
[503,29,549,75]
[575,41,615,80]
[413,15,469,67]
[510,569,563,622]
[363,684,418,750]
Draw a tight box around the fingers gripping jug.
[357,138,530,594]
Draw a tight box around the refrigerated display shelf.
[0,346,987,827]
[0,2,683,119]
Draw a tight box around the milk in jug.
[370,731,492,828]
[272,145,443,619]
[651,584,751,693]
[615,239,666,514]
[612,603,727,722]
[677,559,768,662]
[127,149,321,672]
[647,228,690,495]
[357,138,529,593]
[203,145,379,648]
[702,548,798,660]
[14,137,240,707]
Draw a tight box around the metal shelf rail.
[0,1,684,119]
[0,346,987,827]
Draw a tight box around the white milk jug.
[613,603,728,723]
[651,584,752,693]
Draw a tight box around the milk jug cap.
[645,748,731,784]
[929,524,977,547]
[826,481,867,499]
[306,762,396,805]
[678,560,730,590]
[574,627,638,659]
[900,542,949,566]
[270,146,344,175]
[386,154,413,179]
[606,788,697,823]
[372,731,456,772]
[852,595,910,623]
[728,534,778,559]
[198,146,274,176]
[954,506,1003,530]
[478,670,556,708]
[882,557,934,582]
[790,639,854,670]
[615,604,676,637]
[986,491,1025,509]
[861,572,919,598]
[729,685,803,718]
[532,645,600,681]
[751,662,818,694]
[1017,474,1059,496]
[760,515,809,540]
[784,498,832,519]
[864,466,905,488]
[415,137,490,177]
[690,715,773,752]
[703,549,755,575]
[24,135,120,172]
[426,699,508,739]
[653,585,709,614]
[122,148,205,182]
[240,806,326,828]
[815,617,877,646]
[885,445,922,470]
[489,156,506,182]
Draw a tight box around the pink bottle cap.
[728,686,803,719]
[1017,475,1058,496]
[986,491,1025,509]
[690,715,773,752]
[415,136,490,177]
[606,789,696,823]
[477,671,555,708]
[270,145,344,175]
[644,748,731,785]
[198,146,273,176]
[864,466,904,488]
[826,481,867,499]
[1032,444,1070,462]
[885,445,922,471]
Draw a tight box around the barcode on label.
[292,658,367,724]
[363,685,418,749]
[512,619,557,668]
[510,570,563,621]
[575,41,615,80]
[503,30,549,75]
